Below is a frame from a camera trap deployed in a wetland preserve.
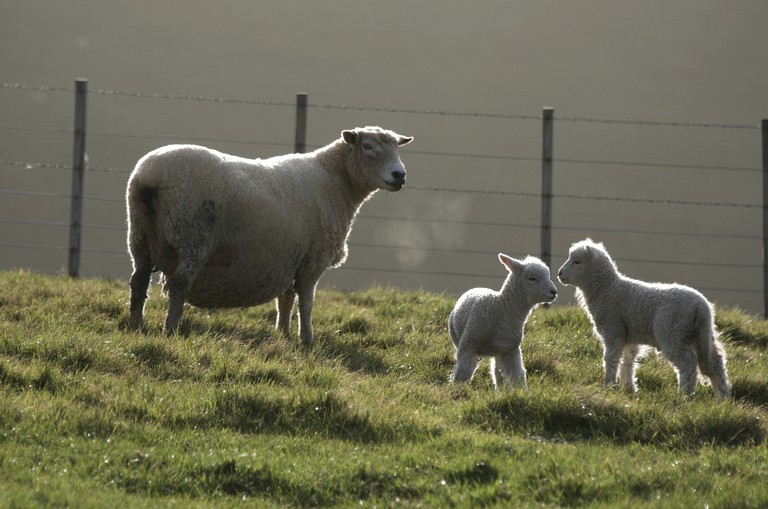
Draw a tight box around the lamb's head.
[499,253,558,305]
[342,126,413,192]
[558,238,617,287]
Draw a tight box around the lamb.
[126,126,413,345]
[448,254,558,389]
[557,238,731,400]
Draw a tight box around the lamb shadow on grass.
[315,335,390,375]
[732,377,768,407]
[171,389,435,444]
[464,392,766,448]
[120,458,335,507]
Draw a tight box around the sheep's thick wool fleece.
[128,142,364,308]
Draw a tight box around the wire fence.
[1,80,765,313]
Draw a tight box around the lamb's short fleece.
[449,254,558,390]
[558,238,731,400]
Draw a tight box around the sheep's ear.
[397,135,414,146]
[498,253,524,274]
[342,130,358,144]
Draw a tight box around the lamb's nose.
[558,270,563,277]
[391,169,405,181]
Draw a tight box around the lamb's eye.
[573,260,581,265]
[529,277,537,282]
[362,143,373,151]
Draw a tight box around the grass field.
[1,269,767,508]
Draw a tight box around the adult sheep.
[126,126,413,345]
[448,254,558,390]
[558,238,731,400]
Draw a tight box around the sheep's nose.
[558,270,563,277]
[391,169,405,181]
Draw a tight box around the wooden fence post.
[68,78,87,278]
[762,118,768,317]
[540,107,554,272]
[295,93,307,153]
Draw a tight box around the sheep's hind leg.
[128,230,152,330]
[698,339,731,401]
[163,256,209,336]
[276,288,296,338]
[163,202,218,336]
[164,267,195,335]
[663,342,698,397]
[129,265,152,330]
[451,349,480,384]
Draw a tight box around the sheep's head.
[499,253,558,305]
[342,126,413,192]
[557,238,616,287]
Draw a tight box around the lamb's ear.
[342,130,358,144]
[397,135,414,146]
[498,253,524,275]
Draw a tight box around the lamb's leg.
[451,348,480,384]
[618,345,640,393]
[662,342,699,396]
[496,349,527,390]
[602,343,622,388]
[276,288,296,337]
[489,357,503,390]
[698,339,731,401]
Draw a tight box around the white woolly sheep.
[448,254,558,390]
[557,238,731,400]
[126,126,413,345]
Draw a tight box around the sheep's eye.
[573,260,581,265]
[528,277,537,282]
[362,143,373,151]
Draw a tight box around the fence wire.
[0,81,765,301]
[1,82,762,129]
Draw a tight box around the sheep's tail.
[447,310,461,350]
[693,303,731,401]
[127,181,162,274]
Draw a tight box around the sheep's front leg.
[276,288,296,338]
[619,345,640,393]
[495,349,527,390]
[489,357,503,390]
[294,278,319,347]
[601,342,622,388]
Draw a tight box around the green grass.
[1,269,768,507]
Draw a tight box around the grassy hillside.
[1,269,768,508]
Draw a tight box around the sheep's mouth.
[383,180,405,192]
